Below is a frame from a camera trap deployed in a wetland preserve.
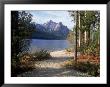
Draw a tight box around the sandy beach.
[50,50,74,58]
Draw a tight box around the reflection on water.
[29,39,73,53]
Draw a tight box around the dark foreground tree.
[11,11,36,76]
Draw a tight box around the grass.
[63,59,100,77]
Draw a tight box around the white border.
[4,4,107,84]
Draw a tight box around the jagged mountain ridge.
[32,20,69,40]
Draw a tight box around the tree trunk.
[11,11,19,59]
[84,31,87,43]
[75,11,78,64]
[78,30,81,47]
[88,29,90,45]
[78,12,81,47]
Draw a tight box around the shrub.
[65,48,74,52]
[78,41,100,57]
[62,59,75,68]
[32,50,51,61]
[66,48,71,52]
[11,50,51,76]
[86,43,99,56]
[11,52,35,77]
[63,60,100,76]
[87,64,100,76]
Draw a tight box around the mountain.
[32,20,69,40]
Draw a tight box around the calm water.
[29,39,73,53]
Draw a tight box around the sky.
[26,11,74,30]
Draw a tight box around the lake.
[29,39,74,53]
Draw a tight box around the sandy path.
[18,50,91,77]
